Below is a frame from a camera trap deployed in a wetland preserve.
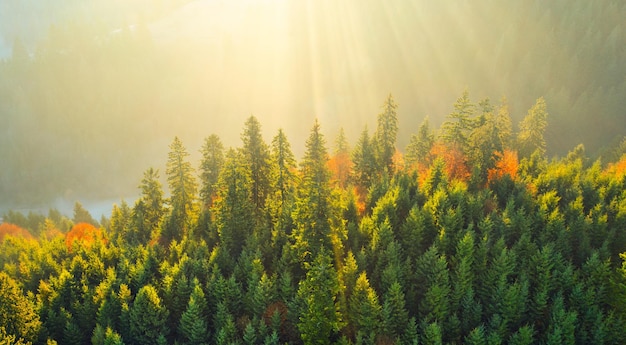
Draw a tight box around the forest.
[2,93,626,344]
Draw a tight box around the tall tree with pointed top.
[405,117,435,169]
[241,116,271,215]
[165,136,198,240]
[441,90,476,150]
[199,134,224,208]
[352,127,377,190]
[129,285,169,345]
[293,119,333,258]
[132,167,164,243]
[329,128,352,188]
[517,97,548,158]
[214,149,254,259]
[297,250,343,344]
[267,128,298,247]
[375,94,399,174]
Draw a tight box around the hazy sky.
[1,0,624,212]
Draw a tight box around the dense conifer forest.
[2,93,626,344]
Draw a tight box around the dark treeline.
[2,93,626,344]
[1,0,625,205]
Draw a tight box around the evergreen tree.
[267,128,298,248]
[214,149,254,260]
[0,272,40,343]
[297,250,343,344]
[375,94,399,174]
[349,272,382,344]
[440,90,476,150]
[179,280,210,345]
[109,201,131,243]
[517,97,548,158]
[73,201,99,227]
[199,134,225,207]
[129,285,169,345]
[352,127,377,190]
[293,119,333,258]
[165,136,198,241]
[405,116,435,169]
[131,168,164,244]
[381,281,409,341]
[241,115,271,215]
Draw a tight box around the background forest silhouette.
[1,0,625,207]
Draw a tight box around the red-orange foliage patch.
[65,222,105,251]
[428,142,470,182]
[0,223,34,242]
[487,150,519,183]
[328,152,353,188]
[606,154,626,178]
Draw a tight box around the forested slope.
[2,94,626,344]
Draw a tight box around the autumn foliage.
[487,150,519,183]
[606,154,626,178]
[328,152,353,188]
[65,222,105,251]
[425,142,470,182]
[0,223,33,242]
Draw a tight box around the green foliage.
[0,272,41,343]
[375,94,399,174]
[199,134,225,207]
[165,136,198,241]
[517,97,549,158]
[241,116,272,215]
[129,285,169,345]
[405,116,435,169]
[297,250,343,344]
[2,95,626,345]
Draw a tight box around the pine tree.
[382,281,409,341]
[293,119,333,258]
[165,136,198,241]
[267,128,298,249]
[130,168,164,245]
[352,127,377,190]
[405,116,435,169]
[73,201,99,227]
[517,97,548,158]
[297,250,343,344]
[214,148,254,259]
[129,285,169,345]
[0,272,40,343]
[199,134,224,207]
[349,272,382,344]
[375,94,399,174]
[241,115,271,215]
[440,90,476,151]
[179,280,210,345]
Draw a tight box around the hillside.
[2,96,626,343]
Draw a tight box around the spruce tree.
[214,149,254,260]
[352,127,377,190]
[165,136,198,241]
[179,280,210,345]
[297,250,343,344]
[517,97,548,158]
[241,115,271,215]
[129,285,169,345]
[293,119,333,258]
[375,94,399,175]
[405,116,435,169]
[199,134,224,207]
